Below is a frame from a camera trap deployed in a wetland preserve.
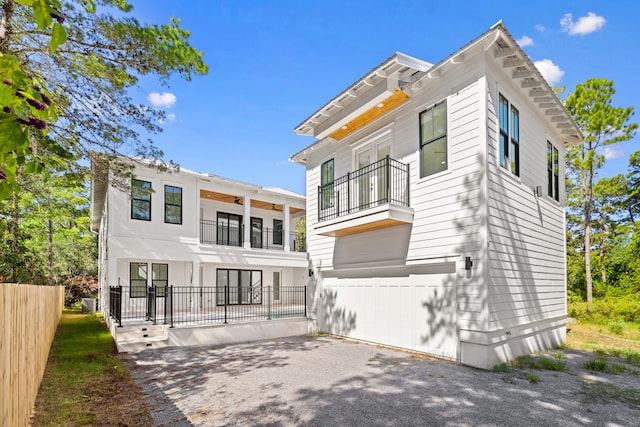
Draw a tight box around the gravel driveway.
[123,335,640,426]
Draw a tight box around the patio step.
[115,325,170,353]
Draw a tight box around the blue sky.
[127,0,639,195]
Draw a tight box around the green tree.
[591,174,628,286]
[627,150,640,223]
[1,0,208,197]
[564,78,637,313]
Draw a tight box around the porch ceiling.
[199,189,304,214]
[327,88,411,140]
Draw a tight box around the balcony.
[316,156,413,237]
[200,219,306,252]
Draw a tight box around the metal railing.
[109,285,307,327]
[318,156,410,222]
[200,219,306,252]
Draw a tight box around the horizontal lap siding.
[486,66,566,330]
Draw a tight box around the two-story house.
[90,157,309,349]
[291,21,582,369]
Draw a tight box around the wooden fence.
[1,284,64,427]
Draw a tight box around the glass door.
[250,217,263,248]
[354,137,390,210]
[217,212,242,246]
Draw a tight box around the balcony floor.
[314,203,414,237]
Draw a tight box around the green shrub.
[494,363,513,373]
[584,358,608,371]
[607,319,627,335]
[525,373,539,383]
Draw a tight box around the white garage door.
[320,267,458,360]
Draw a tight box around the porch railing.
[109,285,307,327]
[200,219,306,252]
[318,156,410,222]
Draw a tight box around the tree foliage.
[564,78,637,313]
[0,0,208,197]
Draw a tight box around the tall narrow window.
[131,179,151,221]
[129,262,147,298]
[499,94,520,176]
[320,159,334,209]
[250,217,263,248]
[419,100,447,177]
[164,185,182,224]
[273,219,283,245]
[547,142,559,201]
[152,263,168,297]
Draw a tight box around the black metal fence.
[318,156,410,222]
[200,219,306,252]
[109,285,307,327]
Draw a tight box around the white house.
[90,157,309,349]
[290,21,582,369]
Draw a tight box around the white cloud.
[535,24,545,32]
[516,35,534,47]
[561,12,606,36]
[602,145,624,160]
[148,92,177,108]
[533,59,565,85]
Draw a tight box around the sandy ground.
[123,335,640,426]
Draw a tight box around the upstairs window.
[320,159,334,209]
[131,179,151,221]
[273,219,283,245]
[164,185,183,224]
[499,94,519,176]
[547,142,559,201]
[420,100,447,178]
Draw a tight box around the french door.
[217,212,242,246]
[355,137,391,210]
[250,217,263,248]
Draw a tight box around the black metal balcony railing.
[318,156,410,222]
[200,219,306,252]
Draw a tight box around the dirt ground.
[123,335,640,426]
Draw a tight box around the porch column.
[243,196,251,249]
[191,260,201,314]
[284,204,291,252]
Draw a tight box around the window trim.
[131,179,152,221]
[419,100,448,178]
[164,185,183,225]
[499,93,520,176]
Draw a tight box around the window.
[547,142,559,201]
[164,185,182,224]
[131,179,151,221]
[217,212,243,246]
[499,94,519,176]
[273,271,281,300]
[250,217,263,248]
[129,262,147,298]
[216,269,262,305]
[273,219,283,245]
[419,100,447,177]
[320,159,334,209]
[152,263,168,297]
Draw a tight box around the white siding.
[485,61,567,330]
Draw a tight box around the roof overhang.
[89,154,109,233]
[294,52,432,140]
[291,21,582,165]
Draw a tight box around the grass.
[31,309,151,427]
[513,355,566,371]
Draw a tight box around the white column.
[243,196,251,249]
[284,204,291,252]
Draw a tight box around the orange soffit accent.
[328,88,410,140]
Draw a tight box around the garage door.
[320,266,458,360]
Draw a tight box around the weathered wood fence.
[1,284,64,427]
